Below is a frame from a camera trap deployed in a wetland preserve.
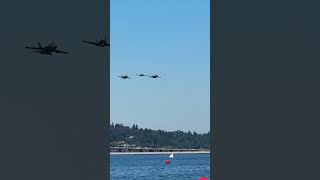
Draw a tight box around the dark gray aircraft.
[82,38,110,47]
[118,75,130,79]
[136,73,147,77]
[148,74,160,78]
[25,42,68,55]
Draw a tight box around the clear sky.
[110,0,210,133]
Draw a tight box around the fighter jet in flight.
[25,42,68,55]
[136,73,147,77]
[82,38,110,47]
[148,74,160,78]
[118,75,130,79]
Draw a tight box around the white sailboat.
[169,153,174,158]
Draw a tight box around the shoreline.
[110,151,210,155]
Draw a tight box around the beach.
[110,151,210,155]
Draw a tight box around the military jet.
[148,74,160,78]
[136,73,147,77]
[82,38,110,47]
[25,42,68,55]
[118,75,130,79]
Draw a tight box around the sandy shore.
[110,151,210,155]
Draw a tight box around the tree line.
[110,123,210,149]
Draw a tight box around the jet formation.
[117,73,161,79]
[25,38,161,80]
[25,38,110,55]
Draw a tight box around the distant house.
[110,141,126,147]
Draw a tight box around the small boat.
[169,153,174,158]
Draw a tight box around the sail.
[169,153,174,158]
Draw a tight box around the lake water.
[111,153,210,180]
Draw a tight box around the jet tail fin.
[37,42,42,48]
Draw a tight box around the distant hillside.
[110,123,210,149]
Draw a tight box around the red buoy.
[199,177,208,180]
[165,160,170,165]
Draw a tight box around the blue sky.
[110,0,210,133]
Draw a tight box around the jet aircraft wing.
[82,41,97,45]
[25,46,41,50]
[53,49,68,54]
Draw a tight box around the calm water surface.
[111,153,210,180]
